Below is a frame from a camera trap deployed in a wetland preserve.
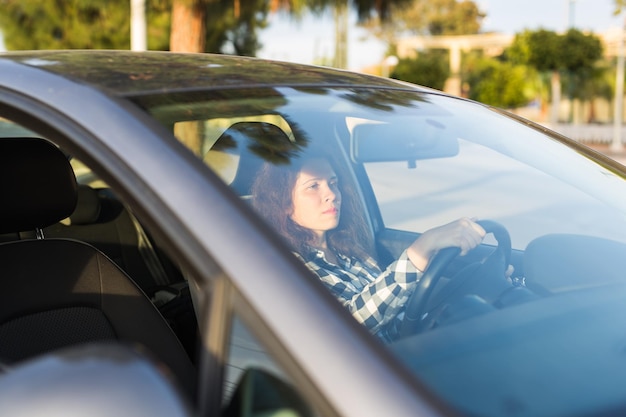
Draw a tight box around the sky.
[257,0,626,70]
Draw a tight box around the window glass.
[196,115,295,185]
[0,118,196,359]
[223,316,318,417]
[137,87,626,417]
[364,137,626,249]
[0,117,37,137]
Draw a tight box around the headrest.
[69,184,102,225]
[211,122,296,196]
[0,138,77,234]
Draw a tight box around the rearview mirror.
[350,119,459,164]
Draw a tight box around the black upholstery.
[42,183,197,358]
[0,138,76,233]
[68,184,102,225]
[44,184,167,292]
[0,138,196,398]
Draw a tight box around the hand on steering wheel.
[398,220,511,338]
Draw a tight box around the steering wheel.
[398,220,511,338]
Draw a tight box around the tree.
[560,29,605,122]
[506,30,561,72]
[203,0,269,55]
[270,0,420,68]
[0,0,132,50]
[462,52,532,109]
[373,0,483,97]
[505,29,603,123]
[413,0,484,36]
[363,0,484,44]
[170,0,207,52]
[0,0,267,55]
[506,29,562,122]
[562,58,612,123]
[561,29,603,73]
[390,50,449,90]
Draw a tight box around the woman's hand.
[407,217,486,272]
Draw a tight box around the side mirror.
[0,343,192,417]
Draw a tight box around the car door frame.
[0,58,454,417]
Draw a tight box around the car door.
[0,77,446,417]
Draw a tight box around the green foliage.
[0,0,269,55]
[276,0,414,23]
[390,50,449,90]
[463,53,532,109]
[145,0,173,50]
[505,28,603,74]
[422,0,484,36]
[563,60,613,101]
[503,27,606,115]
[362,0,483,43]
[560,29,603,72]
[506,29,562,72]
[203,0,269,55]
[0,0,131,49]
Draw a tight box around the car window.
[173,114,296,185]
[0,113,323,416]
[139,85,626,417]
[223,316,318,417]
[364,137,626,250]
[0,117,36,136]
[0,125,202,409]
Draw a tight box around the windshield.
[137,86,626,417]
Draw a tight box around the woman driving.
[251,154,486,342]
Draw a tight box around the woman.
[251,155,486,342]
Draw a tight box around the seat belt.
[128,211,171,287]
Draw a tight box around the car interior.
[207,120,299,199]
[201,118,533,330]
[0,137,197,399]
[0,125,317,415]
[200,111,626,336]
[41,182,198,355]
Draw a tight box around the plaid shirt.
[295,247,422,342]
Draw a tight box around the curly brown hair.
[251,154,375,262]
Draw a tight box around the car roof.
[0,50,427,97]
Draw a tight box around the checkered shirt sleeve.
[295,248,422,340]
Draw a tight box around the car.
[1,49,626,417]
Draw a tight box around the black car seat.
[42,182,197,358]
[0,137,196,398]
[206,121,298,199]
[43,184,159,290]
[43,183,183,294]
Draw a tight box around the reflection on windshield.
[144,86,626,417]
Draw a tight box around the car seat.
[0,137,196,398]
[43,183,183,293]
[206,121,298,198]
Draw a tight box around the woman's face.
[290,158,341,240]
